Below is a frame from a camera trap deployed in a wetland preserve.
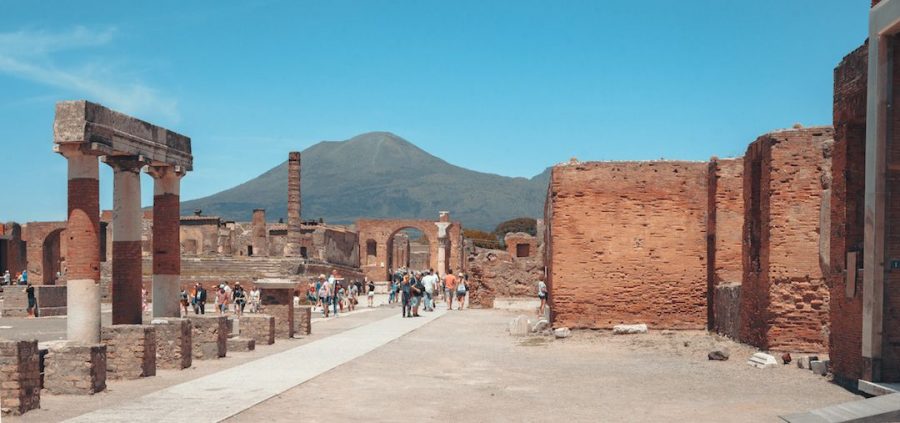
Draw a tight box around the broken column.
[104,156,145,325]
[147,165,185,318]
[257,279,295,339]
[284,151,302,256]
[57,144,102,343]
[252,209,268,257]
[435,211,451,276]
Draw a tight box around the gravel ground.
[229,309,861,423]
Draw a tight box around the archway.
[386,227,431,277]
[42,228,64,285]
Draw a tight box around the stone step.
[226,337,255,352]
[747,352,778,369]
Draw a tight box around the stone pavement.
[64,308,445,422]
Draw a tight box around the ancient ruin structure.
[707,158,743,337]
[356,213,464,281]
[54,100,192,340]
[544,161,709,329]
[284,151,303,257]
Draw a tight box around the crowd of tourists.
[387,267,468,317]
[2,269,27,285]
[180,282,261,317]
[308,270,370,318]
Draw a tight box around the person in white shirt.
[422,269,439,312]
[2,270,9,286]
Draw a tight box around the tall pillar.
[284,152,302,256]
[435,212,451,277]
[58,145,101,343]
[251,209,268,256]
[104,156,145,325]
[147,165,184,318]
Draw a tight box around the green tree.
[494,217,537,239]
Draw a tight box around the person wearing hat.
[233,282,247,316]
[455,272,467,310]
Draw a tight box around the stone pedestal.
[101,325,156,379]
[258,280,295,339]
[227,337,255,352]
[240,315,275,345]
[151,318,192,369]
[0,339,40,415]
[188,315,227,359]
[44,342,106,395]
[294,306,312,336]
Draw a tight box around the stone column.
[284,152,302,256]
[59,145,102,343]
[147,165,184,318]
[251,209,268,257]
[435,213,451,277]
[104,157,145,325]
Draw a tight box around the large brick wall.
[708,158,744,334]
[740,127,833,352]
[829,42,868,385]
[545,161,708,329]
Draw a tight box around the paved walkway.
[65,309,446,423]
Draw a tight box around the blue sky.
[0,1,869,222]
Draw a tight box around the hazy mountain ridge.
[181,132,550,230]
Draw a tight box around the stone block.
[508,315,530,337]
[240,315,275,346]
[811,360,831,376]
[44,342,106,395]
[531,319,550,333]
[151,318,192,369]
[188,315,227,360]
[101,325,156,380]
[294,306,311,336]
[613,324,648,335]
[227,337,255,352]
[747,352,778,369]
[259,283,294,339]
[553,327,571,339]
[0,339,40,415]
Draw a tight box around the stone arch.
[42,228,65,285]
[386,227,431,273]
[356,217,464,282]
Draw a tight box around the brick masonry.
[357,218,464,282]
[188,315,227,360]
[544,161,708,329]
[714,283,741,340]
[0,339,40,415]
[504,232,538,258]
[294,306,311,336]
[740,127,833,352]
[101,325,156,379]
[112,240,143,324]
[260,288,294,339]
[67,178,101,281]
[44,343,107,395]
[240,315,275,345]
[151,318,192,369]
[829,42,868,385]
[467,247,543,308]
[152,193,181,275]
[708,158,744,334]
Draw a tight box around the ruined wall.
[505,232,538,259]
[357,218,464,281]
[23,221,67,285]
[829,42,868,385]
[740,127,832,352]
[467,247,543,308]
[708,158,744,335]
[315,227,359,268]
[545,161,708,330]
[179,217,220,256]
[1,223,26,278]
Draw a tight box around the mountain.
[181,132,551,230]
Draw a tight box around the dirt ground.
[229,308,860,423]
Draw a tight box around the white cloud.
[0,26,179,122]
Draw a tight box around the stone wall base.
[151,318,192,369]
[240,315,275,345]
[294,306,311,336]
[44,342,106,395]
[714,283,741,340]
[188,315,227,360]
[0,339,40,415]
[101,325,156,379]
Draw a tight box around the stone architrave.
[147,165,186,318]
[257,279,295,339]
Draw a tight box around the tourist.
[319,276,333,318]
[329,270,341,316]
[348,281,358,311]
[367,278,375,307]
[315,274,326,311]
[223,282,233,313]
[15,272,23,285]
[142,288,149,313]
[216,287,227,314]
[307,279,317,305]
[410,272,424,317]
[337,279,347,313]
[455,272,467,310]
[444,269,457,310]
[24,282,35,318]
[537,274,548,316]
[3,270,9,286]
[194,283,207,314]
[249,285,261,313]
[388,273,397,304]
[180,288,190,316]
[233,282,247,316]
[422,269,437,311]
[401,274,412,317]
[20,269,27,285]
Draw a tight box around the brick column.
[147,165,184,318]
[105,157,145,325]
[284,152,302,256]
[252,209,268,256]
[58,144,101,343]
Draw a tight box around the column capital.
[102,155,148,173]
[54,143,104,159]
[145,164,187,180]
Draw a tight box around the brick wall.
[23,222,66,285]
[829,42,868,385]
[740,127,833,352]
[505,232,538,258]
[708,158,744,334]
[545,161,708,329]
[467,247,543,308]
[101,325,156,379]
[882,33,900,381]
[0,339,40,415]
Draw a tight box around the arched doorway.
[386,228,431,277]
[42,228,64,285]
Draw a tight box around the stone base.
[188,315,227,360]
[44,342,106,395]
[151,318,192,369]
[226,337,255,352]
[294,306,311,336]
[240,315,275,345]
[259,284,295,339]
[101,325,156,379]
[0,339,40,415]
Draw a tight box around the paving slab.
[64,309,445,423]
